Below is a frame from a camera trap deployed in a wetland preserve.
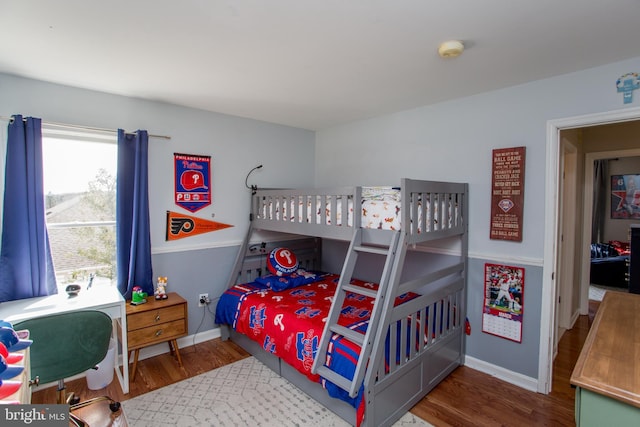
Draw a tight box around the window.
[42,125,117,291]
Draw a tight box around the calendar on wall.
[482,263,524,343]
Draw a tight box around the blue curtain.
[0,115,57,302]
[116,129,153,299]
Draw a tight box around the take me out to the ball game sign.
[174,153,211,212]
[490,146,526,242]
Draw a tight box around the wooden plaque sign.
[490,146,526,242]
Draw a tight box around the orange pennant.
[166,211,233,241]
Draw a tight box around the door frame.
[555,139,578,347]
[540,105,640,393]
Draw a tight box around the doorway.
[540,106,640,394]
[580,149,640,312]
[555,137,578,348]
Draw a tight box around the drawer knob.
[155,314,161,322]
[155,329,163,337]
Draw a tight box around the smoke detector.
[438,40,464,58]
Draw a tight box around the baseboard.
[464,355,539,393]
[48,329,540,397]
[132,328,221,362]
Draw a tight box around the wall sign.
[482,263,524,343]
[616,73,640,104]
[490,146,526,242]
[174,153,211,212]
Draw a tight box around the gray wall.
[315,55,640,381]
[0,72,315,334]
[466,259,542,378]
[152,246,239,337]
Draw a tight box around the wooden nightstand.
[126,292,188,381]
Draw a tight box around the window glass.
[42,130,117,291]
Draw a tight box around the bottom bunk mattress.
[215,271,439,426]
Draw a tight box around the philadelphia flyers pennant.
[166,211,233,241]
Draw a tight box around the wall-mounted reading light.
[245,164,263,195]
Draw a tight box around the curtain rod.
[0,115,171,140]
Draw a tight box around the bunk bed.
[215,178,468,427]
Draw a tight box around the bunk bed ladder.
[312,227,400,398]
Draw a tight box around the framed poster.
[611,174,640,219]
[482,263,524,343]
[174,153,211,213]
[490,147,526,241]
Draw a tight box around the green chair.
[14,310,121,425]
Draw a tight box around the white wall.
[0,73,315,253]
[316,56,640,261]
[315,56,640,383]
[0,72,315,337]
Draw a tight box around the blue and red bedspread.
[215,273,418,426]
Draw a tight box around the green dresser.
[571,292,640,426]
[575,387,640,426]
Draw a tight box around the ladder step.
[316,365,353,392]
[354,245,389,255]
[330,324,365,345]
[343,283,378,299]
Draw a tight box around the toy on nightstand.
[131,286,148,305]
[155,277,168,300]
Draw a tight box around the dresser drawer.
[127,318,187,349]
[127,304,185,331]
[125,292,188,381]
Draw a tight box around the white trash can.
[86,338,115,390]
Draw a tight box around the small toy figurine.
[131,286,148,305]
[155,277,168,300]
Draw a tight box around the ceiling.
[1,1,640,131]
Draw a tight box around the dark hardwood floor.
[30,338,252,404]
[32,301,599,426]
[412,302,597,427]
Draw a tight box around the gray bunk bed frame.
[220,178,468,427]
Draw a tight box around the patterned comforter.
[215,272,419,426]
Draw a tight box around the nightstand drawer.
[127,305,185,331]
[125,292,188,381]
[127,318,187,349]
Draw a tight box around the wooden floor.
[32,301,599,426]
[412,301,598,427]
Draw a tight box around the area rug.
[589,284,627,301]
[589,284,606,301]
[122,356,431,427]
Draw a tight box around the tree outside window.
[43,132,117,291]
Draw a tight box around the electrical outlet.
[198,293,209,307]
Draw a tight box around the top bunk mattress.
[256,186,460,232]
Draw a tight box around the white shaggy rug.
[122,356,431,427]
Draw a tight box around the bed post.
[226,187,257,290]
[226,221,254,290]
[460,183,469,365]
